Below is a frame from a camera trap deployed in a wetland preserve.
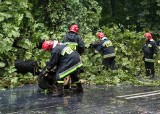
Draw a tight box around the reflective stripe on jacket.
[103,53,116,58]
[59,62,83,79]
[144,58,155,63]
[64,42,78,50]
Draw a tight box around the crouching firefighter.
[40,40,83,96]
[142,32,158,79]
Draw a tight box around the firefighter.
[142,32,158,79]
[41,40,83,96]
[62,24,85,55]
[90,32,116,70]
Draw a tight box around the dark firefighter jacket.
[91,37,116,58]
[46,44,83,79]
[62,31,85,55]
[142,39,158,62]
[157,40,160,49]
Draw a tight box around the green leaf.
[11,77,18,84]
[0,62,5,68]
[25,51,32,59]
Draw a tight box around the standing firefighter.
[62,24,85,55]
[142,32,158,79]
[41,40,83,96]
[90,32,116,70]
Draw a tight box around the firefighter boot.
[76,82,83,93]
[52,84,64,97]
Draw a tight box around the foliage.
[96,0,160,39]
[0,73,37,89]
[0,0,160,88]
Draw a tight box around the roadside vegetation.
[0,0,160,89]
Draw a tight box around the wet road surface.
[0,85,160,114]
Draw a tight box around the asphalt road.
[0,85,160,114]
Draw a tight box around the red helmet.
[42,40,58,51]
[42,40,53,51]
[69,24,79,33]
[97,32,105,39]
[144,32,152,40]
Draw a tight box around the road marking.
[116,90,160,99]
[125,92,160,99]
